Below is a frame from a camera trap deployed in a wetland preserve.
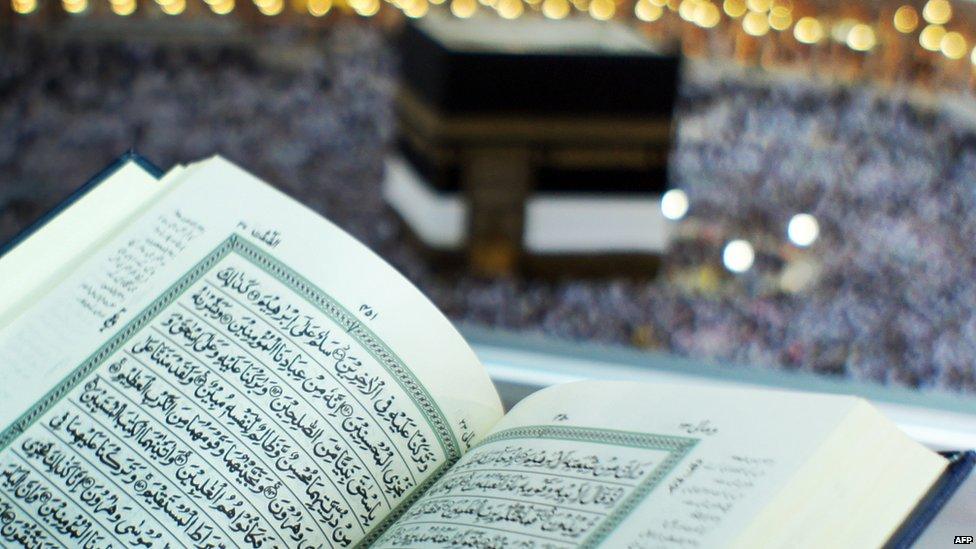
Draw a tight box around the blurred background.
[3,0,976,405]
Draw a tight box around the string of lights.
[7,0,976,69]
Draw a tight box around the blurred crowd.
[2,25,975,393]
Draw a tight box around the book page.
[0,157,503,548]
[0,160,177,330]
[373,380,860,548]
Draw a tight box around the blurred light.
[543,0,569,17]
[846,23,876,51]
[768,6,791,30]
[111,0,137,13]
[256,0,281,14]
[661,189,689,221]
[793,16,823,44]
[940,31,967,59]
[723,240,755,273]
[635,0,662,20]
[404,0,429,17]
[722,0,745,17]
[588,0,613,19]
[12,0,37,13]
[745,0,767,12]
[971,45,976,65]
[920,24,946,51]
[497,0,522,18]
[162,0,185,13]
[63,0,88,13]
[355,0,379,14]
[787,213,819,247]
[307,0,329,15]
[831,18,856,43]
[743,10,769,36]
[696,2,720,27]
[893,5,919,33]
[922,0,951,25]
[780,258,817,293]
[451,0,476,16]
[212,0,234,12]
[678,0,696,21]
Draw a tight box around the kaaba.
[385,13,682,276]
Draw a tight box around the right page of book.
[373,380,942,548]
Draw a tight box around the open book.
[0,155,961,548]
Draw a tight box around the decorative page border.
[0,233,461,476]
[437,424,699,548]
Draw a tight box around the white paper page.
[0,156,503,548]
[0,165,195,423]
[374,380,859,548]
[0,161,178,329]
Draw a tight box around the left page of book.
[0,156,503,548]
[0,161,183,330]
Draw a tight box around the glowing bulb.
[787,213,819,247]
[588,0,613,19]
[307,0,329,14]
[767,5,791,30]
[496,0,522,18]
[661,190,689,221]
[940,31,966,59]
[13,0,37,12]
[846,23,876,51]
[635,0,662,20]
[919,24,946,51]
[696,2,720,27]
[543,0,569,18]
[404,0,428,17]
[743,10,769,36]
[450,0,476,16]
[723,240,755,273]
[256,0,281,14]
[893,5,919,33]
[12,0,37,13]
[160,0,185,13]
[922,0,951,25]
[793,16,823,44]
[744,0,767,12]
[355,0,379,14]
[722,0,744,17]
[112,0,136,13]
[62,0,88,13]
[211,0,234,12]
